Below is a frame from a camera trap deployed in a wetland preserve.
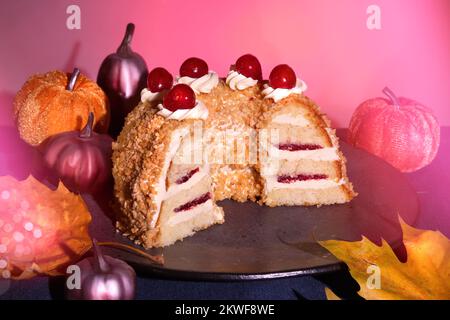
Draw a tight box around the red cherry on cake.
[235,54,262,81]
[147,67,173,92]
[269,64,296,89]
[180,57,209,78]
[163,84,196,111]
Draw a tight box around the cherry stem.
[66,68,80,91]
[382,87,400,108]
[79,112,94,139]
[117,23,135,55]
[97,241,164,265]
[93,239,110,273]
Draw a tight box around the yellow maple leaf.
[324,287,341,300]
[319,218,450,300]
[0,175,92,279]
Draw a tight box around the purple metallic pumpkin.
[41,112,113,194]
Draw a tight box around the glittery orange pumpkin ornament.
[14,68,110,146]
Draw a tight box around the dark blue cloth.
[0,275,328,300]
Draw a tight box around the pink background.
[0,0,449,127]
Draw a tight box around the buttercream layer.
[272,113,310,127]
[260,159,343,179]
[165,165,209,199]
[262,124,334,147]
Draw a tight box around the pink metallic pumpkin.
[42,112,113,193]
[65,240,136,300]
[348,87,440,172]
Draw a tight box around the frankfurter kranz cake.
[112,55,356,248]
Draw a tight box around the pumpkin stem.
[66,68,80,91]
[92,239,110,273]
[117,23,135,55]
[383,87,401,109]
[80,112,94,139]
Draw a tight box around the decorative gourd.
[42,112,113,194]
[348,87,440,172]
[14,68,110,146]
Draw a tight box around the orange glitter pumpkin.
[14,68,110,146]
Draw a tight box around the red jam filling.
[174,192,211,213]
[176,167,200,185]
[277,143,323,151]
[277,174,328,184]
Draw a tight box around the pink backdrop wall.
[0,0,449,127]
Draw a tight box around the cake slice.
[257,65,356,206]
[157,129,224,246]
[114,80,224,248]
[258,95,355,206]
